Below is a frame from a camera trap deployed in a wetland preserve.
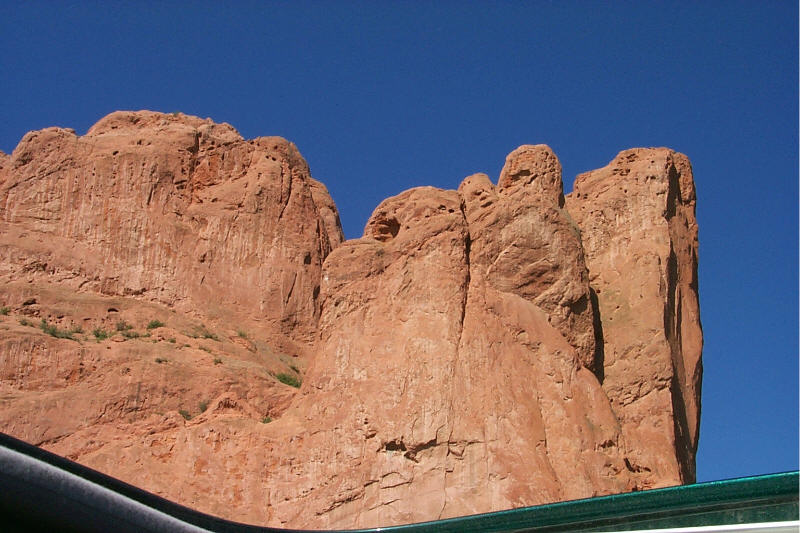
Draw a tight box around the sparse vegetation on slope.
[39,319,81,340]
[275,372,301,388]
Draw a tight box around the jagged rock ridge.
[0,112,701,529]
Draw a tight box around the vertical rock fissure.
[439,204,473,519]
[532,378,563,500]
[186,129,200,183]
[589,287,605,384]
[276,166,293,221]
[670,373,694,482]
[457,220,472,351]
[665,242,694,483]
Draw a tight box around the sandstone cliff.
[0,112,701,529]
[1,111,341,347]
[565,149,703,487]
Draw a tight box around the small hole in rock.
[373,217,400,242]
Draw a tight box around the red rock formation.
[259,145,702,529]
[0,111,342,525]
[565,148,702,487]
[0,111,342,348]
[0,113,701,529]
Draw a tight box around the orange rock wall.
[565,149,702,487]
[1,111,342,347]
[0,112,701,529]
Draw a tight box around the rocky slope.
[0,112,701,528]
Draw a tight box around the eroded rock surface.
[0,111,342,347]
[258,145,701,529]
[565,148,702,488]
[0,111,341,525]
[0,114,701,529]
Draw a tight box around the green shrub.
[262,416,272,424]
[92,328,110,340]
[275,372,301,388]
[39,319,80,340]
[121,330,140,339]
[0,307,9,315]
[40,319,57,336]
[115,320,133,331]
[146,319,165,330]
[19,318,32,327]
[213,357,223,365]
[179,409,191,420]
[167,337,176,343]
[155,357,168,364]
[237,330,248,338]
[199,400,209,412]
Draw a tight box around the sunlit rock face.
[565,148,702,488]
[0,113,701,529]
[0,110,342,347]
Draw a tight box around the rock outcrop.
[260,148,631,528]
[0,112,701,529]
[0,111,342,348]
[0,111,342,524]
[565,148,702,487]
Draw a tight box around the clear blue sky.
[1,1,797,484]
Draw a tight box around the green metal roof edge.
[345,471,798,533]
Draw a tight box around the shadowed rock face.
[0,113,701,529]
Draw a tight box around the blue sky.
[1,1,797,484]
